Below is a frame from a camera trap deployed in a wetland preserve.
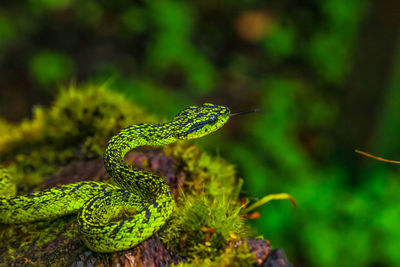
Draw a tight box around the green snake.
[0,103,230,252]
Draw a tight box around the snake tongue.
[230,109,262,117]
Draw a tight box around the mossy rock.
[0,85,291,267]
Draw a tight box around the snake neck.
[104,122,177,198]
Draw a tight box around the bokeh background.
[1,0,400,266]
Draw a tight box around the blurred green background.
[1,0,400,266]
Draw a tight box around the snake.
[0,103,231,252]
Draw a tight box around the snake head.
[173,103,230,140]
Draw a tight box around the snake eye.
[209,115,217,123]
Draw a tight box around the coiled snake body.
[0,103,230,252]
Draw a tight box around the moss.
[0,84,155,190]
[0,84,160,265]
[0,85,271,266]
[160,192,246,255]
[0,214,79,266]
[158,142,251,263]
[174,240,256,267]
[166,142,242,199]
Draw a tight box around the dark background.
[1,0,400,266]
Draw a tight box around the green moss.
[1,84,155,156]
[160,192,246,255]
[0,85,262,265]
[174,240,256,267]
[0,84,156,189]
[0,214,79,266]
[160,142,249,262]
[167,143,242,199]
